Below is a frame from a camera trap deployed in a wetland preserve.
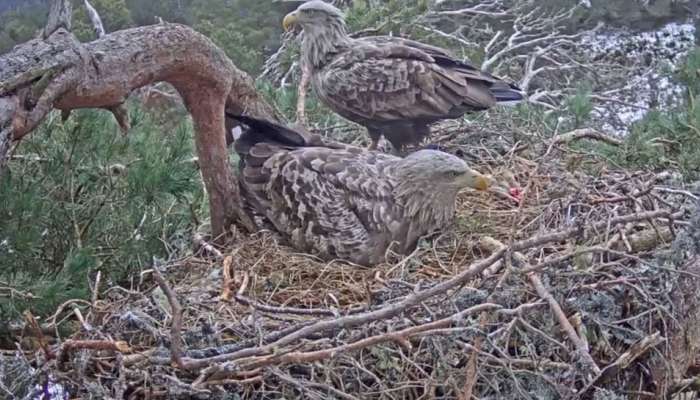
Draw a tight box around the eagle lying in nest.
[283,0,525,154]
[232,115,490,266]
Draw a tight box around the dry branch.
[220,255,235,301]
[296,63,310,127]
[460,263,512,400]
[58,340,130,362]
[580,332,664,395]
[0,17,279,237]
[207,303,502,381]
[551,128,623,147]
[650,256,700,397]
[151,264,185,369]
[481,237,601,377]
[43,0,72,39]
[82,0,105,38]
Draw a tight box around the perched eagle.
[232,115,490,266]
[282,1,525,153]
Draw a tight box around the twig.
[236,303,501,371]
[460,267,511,400]
[669,376,700,395]
[151,262,185,369]
[220,255,235,301]
[529,272,600,376]
[193,233,224,260]
[578,332,664,396]
[45,299,92,328]
[234,292,365,317]
[296,62,310,127]
[272,368,361,400]
[23,310,53,360]
[481,236,601,377]
[551,128,622,147]
[82,0,105,38]
[58,339,130,365]
[90,270,101,306]
[0,281,38,299]
[513,209,681,252]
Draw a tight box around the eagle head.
[398,150,490,192]
[283,0,345,32]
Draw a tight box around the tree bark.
[0,22,278,237]
[43,0,72,39]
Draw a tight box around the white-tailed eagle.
[282,1,525,153]
[232,115,490,266]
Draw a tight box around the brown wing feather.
[315,42,496,125]
[231,115,408,265]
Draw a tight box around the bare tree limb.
[58,340,130,365]
[432,1,508,17]
[207,303,502,381]
[83,0,106,38]
[551,128,623,147]
[296,62,310,127]
[579,332,664,395]
[0,22,278,236]
[151,263,185,369]
[43,0,72,39]
[480,236,601,377]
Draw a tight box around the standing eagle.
[232,115,490,266]
[282,1,525,153]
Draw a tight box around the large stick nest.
[2,117,699,400]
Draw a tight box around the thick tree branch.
[0,23,278,237]
[43,0,72,39]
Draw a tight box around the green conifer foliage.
[618,48,700,180]
[191,0,285,75]
[0,108,203,321]
[71,0,134,41]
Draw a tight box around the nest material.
[2,122,700,400]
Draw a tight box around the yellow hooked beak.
[463,170,490,191]
[283,11,299,32]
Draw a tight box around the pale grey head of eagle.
[283,0,350,68]
[393,150,489,226]
[283,1,345,31]
[397,150,489,192]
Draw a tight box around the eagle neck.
[302,19,352,70]
[393,177,458,235]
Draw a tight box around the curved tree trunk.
[0,18,279,238]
